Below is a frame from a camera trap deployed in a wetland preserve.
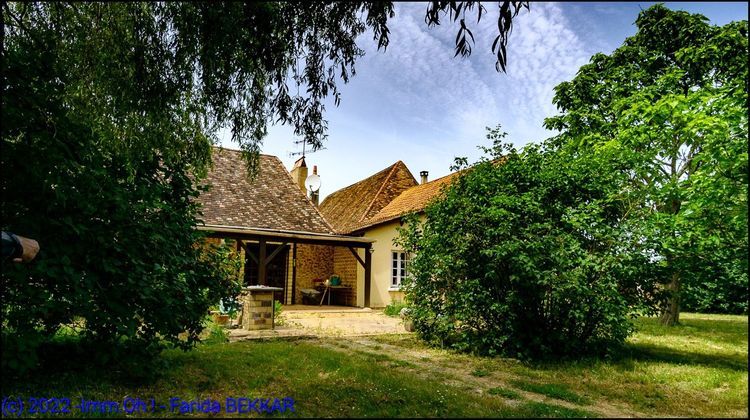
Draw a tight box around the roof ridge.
[419,169,460,185]
[211,145,277,158]
[358,160,404,223]
[321,161,399,204]
[275,155,337,234]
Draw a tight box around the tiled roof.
[196,147,335,234]
[319,161,418,234]
[354,171,462,231]
[356,158,506,231]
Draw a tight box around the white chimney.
[420,171,429,184]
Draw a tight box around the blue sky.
[219,2,747,200]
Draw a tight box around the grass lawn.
[2,313,746,417]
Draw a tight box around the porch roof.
[198,224,374,248]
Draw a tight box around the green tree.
[544,5,748,325]
[396,128,659,359]
[1,2,528,372]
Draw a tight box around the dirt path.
[316,336,647,418]
[283,310,408,336]
[229,309,408,342]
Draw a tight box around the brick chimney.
[289,156,307,194]
[420,170,429,184]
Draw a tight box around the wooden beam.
[364,244,372,308]
[202,230,373,249]
[349,246,366,268]
[245,244,258,265]
[264,242,289,266]
[258,239,267,286]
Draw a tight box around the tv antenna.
[288,138,326,159]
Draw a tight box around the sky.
[219,2,748,201]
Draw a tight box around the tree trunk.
[660,191,683,327]
[659,270,681,326]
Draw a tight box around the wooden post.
[349,246,365,267]
[291,243,297,304]
[258,239,267,286]
[236,240,246,286]
[364,244,372,308]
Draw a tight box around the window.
[391,251,409,288]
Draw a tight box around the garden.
[1,3,747,418]
[1,313,745,417]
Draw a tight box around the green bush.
[384,300,408,317]
[681,243,748,315]
[397,131,659,359]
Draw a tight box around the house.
[197,147,460,309]
[196,147,374,307]
[320,162,461,308]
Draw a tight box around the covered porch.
[283,304,367,312]
[200,224,375,308]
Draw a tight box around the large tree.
[544,5,748,325]
[1,2,529,372]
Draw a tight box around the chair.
[300,288,321,305]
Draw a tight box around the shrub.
[680,243,748,315]
[274,301,285,326]
[203,316,230,345]
[397,132,658,360]
[384,300,408,317]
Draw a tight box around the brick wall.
[291,244,334,304]
[333,247,358,306]
[239,291,275,330]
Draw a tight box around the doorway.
[244,242,288,303]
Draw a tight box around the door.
[244,242,288,303]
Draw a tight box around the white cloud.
[501,3,594,142]
[222,2,601,199]
[352,2,595,146]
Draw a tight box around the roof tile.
[319,161,417,234]
[196,147,334,234]
[353,171,461,231]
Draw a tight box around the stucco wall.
[355,220,413,308]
